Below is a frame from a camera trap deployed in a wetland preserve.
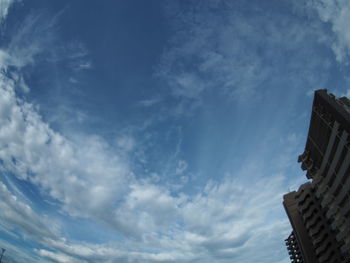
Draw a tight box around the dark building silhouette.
[283,89,350,263]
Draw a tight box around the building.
[283,89,350,263]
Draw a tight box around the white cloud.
[0,87,291,262]
[111,182,185,237]
[157,0,328,107]
[5,13,59,68]
[138,97,162,107]
[0,0,16,23]
[1,10,92,81]
[116,135,136,152]
[171,73,206,99]
[0,2,295,262]
[0,182,58,243]
[175,160,188,175]
[0,66,132,218]
[0,174,290,263]
[0,238,48,263]
[307,0,350,62]
[37,238,191,263]
[36,249,86,263]
[0,130,292,262]
[40,175,290,263]
[71,60,92,71]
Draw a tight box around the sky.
[1,0,350,262]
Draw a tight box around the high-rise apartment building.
[283,89,350,263]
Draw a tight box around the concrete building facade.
[284,89,350,263]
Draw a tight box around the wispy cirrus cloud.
[0,181,59,263]
[0,0,16,23]
[305,0,350,63]
[4,13,59,68]
[157,0,329,107]
[1,9,91,94]
[138,97,162,107]
[0,182,58,241]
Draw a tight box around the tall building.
[283,89,350,263]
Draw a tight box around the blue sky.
[1,0,350,262]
